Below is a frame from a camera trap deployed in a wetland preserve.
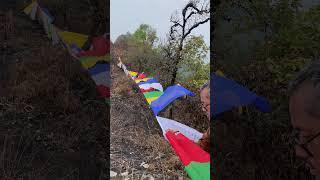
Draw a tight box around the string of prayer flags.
[117,62,211,179]
[23,1,110,99]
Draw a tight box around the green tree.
[213,1,320,179]
[177,35,209,89]
[113,24,210,90]
[132,24,158,47]
[113,24,164,74]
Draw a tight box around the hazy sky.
[110,0,210,47]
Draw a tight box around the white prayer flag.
[156,116,203,142]
[139,83,163,92]
[122,64,129,76]
[51,26,60,45]
[30,2,38,20]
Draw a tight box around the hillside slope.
[110,62,188,179]
[1,11,109,180]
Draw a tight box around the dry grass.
[10,45,83,113]
[0,12,109,180]
[0,133,58,180]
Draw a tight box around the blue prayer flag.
[39,7,55,23]
[211,73,271,117]
[88,63,110,76]
[138,78,158,85]
[150,85,195,115]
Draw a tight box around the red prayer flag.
[140,87,156,93]
[165,131,210,166]
[77,36,109,57]
[97,85,110,97]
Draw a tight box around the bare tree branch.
[165,0,210,86]
[186,11,196,21]
[183,17,210,39]
[171,19,183,28]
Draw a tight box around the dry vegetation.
[0,4,109,180]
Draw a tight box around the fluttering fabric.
[77,36,109,57]
[23,1,37,15]
[70,44,82,54]
[79,55,110,69]
[35,5,55,39]
[51,25,60,45]
[30,2,38,20]
[166,131,210,180]
[91,71,110,87]
[39,6,55,22]
[137,78,158,85]
[150,85,195,115]
[88,63,110,76]
[58,31,88,48]
[135,77,151,83]
[143,91,163,99]
[138,83,163,92]
[211,73,271,116]
[122,64,129,75]
[146,97,159,104]
[97,85,110,98]
[136,73,146,79]
[215,69,244,114]
[156,116,203,142]
[128,71,138,77]
[140,87,156,93]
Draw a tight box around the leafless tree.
[166,0,210,85]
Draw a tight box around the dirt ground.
[0,11,109,180]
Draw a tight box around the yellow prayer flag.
[128,71,138,77]
[216,69,225,77]
[135,78,150,83]
[238,106,243,114]
[79,55,110,69]
[58,31,88,48]
[146,97,159,104]
[23,1,36,15]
